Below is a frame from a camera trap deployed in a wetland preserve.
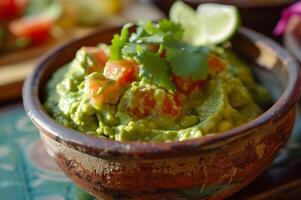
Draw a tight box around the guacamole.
[44,20,269,142]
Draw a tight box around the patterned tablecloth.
[1,104,301,200]
[0,104,97,200]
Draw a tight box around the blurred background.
[0,0,298,102]
[2,0,301,199]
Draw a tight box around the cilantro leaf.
[129,26,146,42]
[130,20,183,44]
[165,38,210,80]
[137,34,165,44]
[121,43,138,58]
[110,23,133,60]
[121,43,149,58]
[137,51,175,91]
[143,21,160,35]
[142,20,183,40]
[158,19,183,40]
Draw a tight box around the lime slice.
[170,1,240,45]
[170,1,206,45]
[196,3,240,44]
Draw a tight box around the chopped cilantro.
[121,43,147,58]
[129,25,147,42]
[130,20,183,44]
[108,20,212,90]
[158,19,183,40]
[110,23,133,60]
[137,51,175,92]
[143,21,160,35]
[164,38,210,80]
[121,43,137,58]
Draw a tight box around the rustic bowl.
[23,26,301,200]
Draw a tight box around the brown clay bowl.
[23,26,301,200]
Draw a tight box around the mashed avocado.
[44,20,270,142]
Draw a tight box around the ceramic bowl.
[23,26,301,200]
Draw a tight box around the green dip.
[44,20,270,142]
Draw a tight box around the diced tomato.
[82,47,109,73]
[86,78,122,108]
[208,54,226,72]
[9,16,53,43]
[87,59,139,108]
[104,59,139,85]
[172,75,206,95]
[0,0,27,20]
[129,89,157,118]
[95,50,109,68]
[128,88,182,118]
[162,94,182,117]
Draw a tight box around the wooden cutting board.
[0,1,164,101]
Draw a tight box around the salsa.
[44,19,270,142]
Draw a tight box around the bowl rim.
[23,26,301,159]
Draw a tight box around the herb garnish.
[109,20,212,91]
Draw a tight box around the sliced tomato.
[103,59,139,85]
[172,75,206,95]
[208,54,226,72]
[9,16,53,43]
[86,78,122,108]
[82,47,109,73]
[0,0,27,20]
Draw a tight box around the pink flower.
[274,1,301,36]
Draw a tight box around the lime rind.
[196,3,240,45]
[170,1,240,45]
[169,1,206,45]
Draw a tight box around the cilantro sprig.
[108,20,213,92]
[110,23,133,60]
[137,51,175,91]
[164,37,209,80]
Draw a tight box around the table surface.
[1,103,301,200]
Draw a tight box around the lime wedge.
[170,1,240,45]
[196,3,240,44]
[170,1,206,45]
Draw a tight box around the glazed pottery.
[23,26,301,200]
